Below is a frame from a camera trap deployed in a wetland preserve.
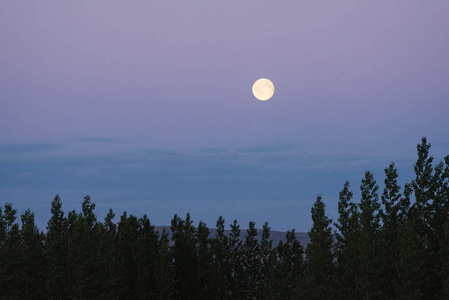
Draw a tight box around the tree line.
[0,137,448,299]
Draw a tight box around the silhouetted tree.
[378,163,403,298]
[0,203,22,299]
[137,214,159,298]
[303,196,336,299]
[410,137,444,297]
[229,219,244,299]
[20,209,46,299]
[115,212,140,299]
[242,221,262,299]
[334,181,360,300]
[356,171,383,299]
[171,213,198,299]
[155,229,173,299]
[210,216,231,299]
[259,222,273,296]
[197,221,212,299]
[268,229,304,299]
[99,208,118,299]
[45,195,69,299]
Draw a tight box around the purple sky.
[1,0,449,232]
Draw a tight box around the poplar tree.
[268,229,304,300]
[357,171,382,299]
[20,209,46,300]
[170,213,198,299]
[71,196,101,299]
[410,137,444,297]
[259,222,273,296]
[303,196,336,299]
[210,216,231,299]
[441,218,449,297]
[396,183,424,299]
[334,181,359,299]
[242,221,262,298]
[46,195,69,299]
[197,221,212,299]
[137,214,159,298]
[99,208,118,299]
[115,212,140,299]
[155,229,173,299]
[0,203,22,299]
[229,219,244,299]
[379,163,403,298]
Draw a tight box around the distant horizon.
[2,1,449,232]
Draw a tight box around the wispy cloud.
[77,137,119,143]
[234,143,297,153]
[0,144,64,155]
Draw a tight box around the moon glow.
[252,78,274,101]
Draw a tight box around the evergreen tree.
[303,196,336,299]
[441,156,449,296]
[71,196,101,299]
[441,217,449,297]
[242,221,262,299]
[65,208,78,298]
[0,203,22,299]
[210,216,231,299]
[99,208,118,299]
[170,213,198,299]
[20,209,46,300]
[397,207,425,299]
[268,229,304,300]
[115,212,140,299]
[45,195,69,299]
[137,214,159,299]
[410,137,445,297]
[379,163,403,298]
[155,229,173,300]
[259,222,273,296]
[356,171,383,299]
[334,181,359,300]
[229,219,244,299]
[197,220,212,299]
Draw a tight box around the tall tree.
[259,222,273,296]
[242,221,262,299]
[115,212,140,299]
[170,213,198,300]
[99,208,118,299]
[303,196,336,299]
[0,203,22,299]
[397,205,425,299]
[197,220,212,299]
[410,137,446,297]
[356,171,382,299]
[71,196,101,299]
[268,229,304,300]
[155,229,173,300]
[379,163,403,298]
[45,195,69,299]
[20,209,46,300]
[210,216,231,299]
[334,181,360,300]
[137,214,159,299]
[441,217,449,297]
[229,219,244,299]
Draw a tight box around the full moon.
[252,78,274,101]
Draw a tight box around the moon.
[252,78,274,101]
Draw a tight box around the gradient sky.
[1,0,449,232]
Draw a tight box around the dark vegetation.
[1,137,448,299]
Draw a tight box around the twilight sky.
[1,0,449,232]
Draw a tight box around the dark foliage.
[0,137,448,299]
